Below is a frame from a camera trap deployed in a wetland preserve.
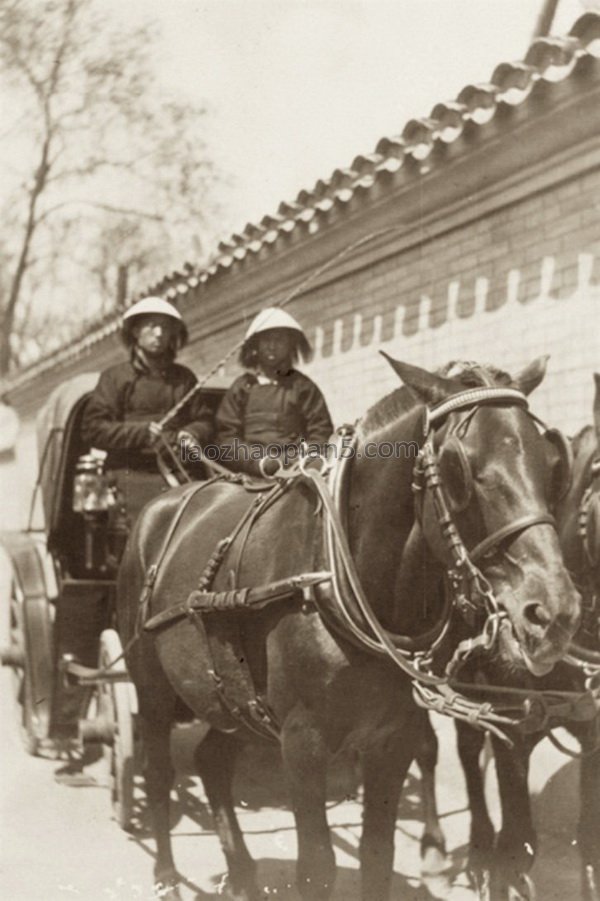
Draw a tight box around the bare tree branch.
[0,0,221,373]
[37,199,165,223]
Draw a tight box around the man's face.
[256,329,293,373]
[133,314,178,357]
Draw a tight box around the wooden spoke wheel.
[97,629,135,831]
[0,561,24,692]
[0,540,53,756]
[18,594,53,756]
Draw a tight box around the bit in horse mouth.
[498,617,554,677]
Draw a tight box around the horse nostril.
[523,602,552,630]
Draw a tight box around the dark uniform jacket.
[216,369,333,473]
[81,357,214,471]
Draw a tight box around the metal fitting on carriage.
[72,454,114,513]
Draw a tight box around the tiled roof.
[4,12,600,392]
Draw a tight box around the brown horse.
[443,374,600,901]
[116,355,581,901]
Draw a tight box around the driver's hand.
[147,425,178,449]
[177,430,197,451]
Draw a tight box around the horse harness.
[565,450,600,680]
[578,455,600,568]
[140,388,600,747]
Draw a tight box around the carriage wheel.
[0,541,53,755]
[20,596,53,755]
[97,629,135,831]
[0,575,23,680]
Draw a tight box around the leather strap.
[469,513,556,563]
[144,571,330,631]
[136,479,217,630]
[426,388,528,432]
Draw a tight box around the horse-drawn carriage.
[2,357,600,901]
[0,372,226,829]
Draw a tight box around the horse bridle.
[320,386,564,657]
[414,387,557,584]
[292,386,600,742]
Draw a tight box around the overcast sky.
[101,0,593,237]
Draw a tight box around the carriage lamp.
[73,454,117,573]
[72,454,114,513]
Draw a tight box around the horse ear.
[593,373,600,442]
[513,355,549,396]
[380,352,454,404]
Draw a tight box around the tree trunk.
[0,137,51,376]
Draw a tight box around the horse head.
[557,373,600,654]
[364,354,581,677]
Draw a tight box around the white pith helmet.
[244,307,306,340]
[122,296,188,348]
[240,307,312,367]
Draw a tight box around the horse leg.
[360,721,416,901]
[576,724,600,901]
[140,714,181,899]
[416,713,449,876]
[491,734,536,900]
[281,704,335,901]
[193,729,258,901]
[456,722,495,892]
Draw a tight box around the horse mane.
[360,360,516,435]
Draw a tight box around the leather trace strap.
[144,571,330,631]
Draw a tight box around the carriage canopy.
[35,373,100,549]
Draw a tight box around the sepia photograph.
[0,0,599,898]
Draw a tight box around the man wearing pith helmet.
[216,307,333,476]
[81,296,213,516]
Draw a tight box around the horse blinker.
[544,428,573,507]
[437,436,473,513]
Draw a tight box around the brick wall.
[181,168,600,437]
